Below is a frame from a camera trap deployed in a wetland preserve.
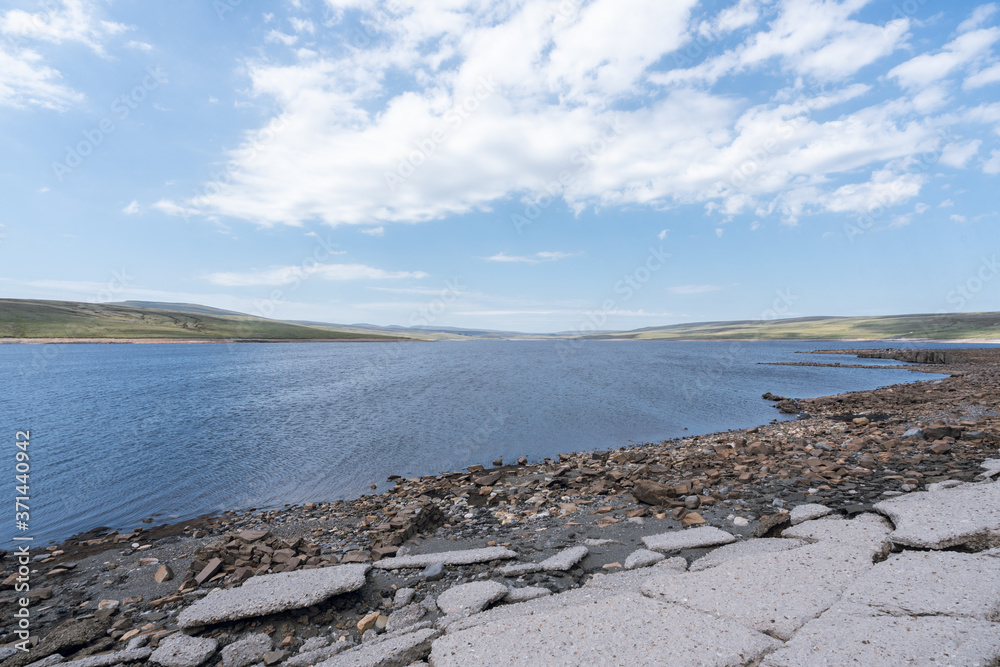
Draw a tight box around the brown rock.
[357,611,380,634]
[194,557,223,585]
[681,512,706,527]
[632,480,675,505]
[263,651,287,666]
[753,513,790,537]
[239,530,270,542]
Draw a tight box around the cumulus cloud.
[0,0,130,55]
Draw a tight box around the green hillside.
[0,299,411,341]
[584,312,1000,341]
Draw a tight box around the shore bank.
[2,347,999,665]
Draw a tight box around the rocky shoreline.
[2,348,999,666]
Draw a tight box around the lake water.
[0,339,963,547]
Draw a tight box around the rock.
[874,480,1000,550]
[150,633,218,667]
[690,538,807,572]
[840,551,1000,620]
[419,563,444,581]
[370,547,517,569]
[681,512,706,527]
[96,599,119,611]
[386,603,426,633]
[642,537,886,641]
[357,611,380,634]
[538,546,588,572]
[3,617,112,667]
[262,650,286,666]
[194,558,223,585]
[684,495,700,509]
[0,648,19,663]
[929,441,952,454]
[177,564,370,628]
[24,655,64,667]
[852,417,870,426]
[313,628,439,667]
[623,549,665,570]
[631,480,674,505]
[155,564,174,583]
[902,428,925,439]
[761,609,1000,667]
[393,588,415,608]
[497,562,541,577]
[220,634,271,667]
[297,638,328,654]
[437,581,508,616]
[57,649,152,667]
[285,644,352,667]
[239,530,270,542]
[789,503,833,525]
[642,526,737,552]
[752,513,790,537]
[503,587,551,603]
[430,592,780,667]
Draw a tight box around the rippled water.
[0,339,956,546]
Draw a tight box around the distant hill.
[581,312,1000,341]
[0,299,412,341]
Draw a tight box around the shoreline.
[2,347,999,662]
[2,336,999,345]
[0,337,421,345]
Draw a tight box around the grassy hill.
[583,312,1000,341]
[0,299,412,341]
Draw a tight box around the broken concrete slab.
[789,503,833,525]
[496,562,541,577]
[841,551,1000,620]
[781,512,892,558]
[430,592,780,667]
[177,564,370,628]
[538,546,588,572]
[314,628,438,667]
[623,548,664,570]
[440,588,620,635]
[284,643,351,667]
[150,634,218,667]
[503,587,551,603]
[371,547,517,570]
[761,608,1000,667]
[690,537,806,573]
[641,540,881,641]
[874,480,1000,550]
[385,604,426,633]
[436,581,508,616]
[641,526,737,552]
[220,633,271,667]
[59,649,151,667]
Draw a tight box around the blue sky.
[1,0,998,333]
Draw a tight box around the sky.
[1,0,999,333]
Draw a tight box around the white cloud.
[965,62,1000,89]
[265,30,298,46]
[485,251,581,264]
[984,149,1000,174]
[668,284,724,295]
[939,140,982,168]
[207,263,428,287]
[125,40,152,51]
[122,200,140,215]
[657,229,668,240]
[950,214,968,223]
[0,45,83,110]
[0,0,130,55]
[889,27,1000,89]
[958,4,998,33]
[289,18,315,34]
[914,202,929,213]
[360,226,385,236]
[940,199,955,207]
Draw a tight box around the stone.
[240,530,270,542]
[752,513,790,537]
[58,649,152,667]
[262,650,286,666]
[385,604,426,633]
[150,634,218,667]
[689,538,806,572]
[153,564,174,583]
[220,633,271,667]
[437,581,508,616]
[642,526,737,552]
[0,648,19,663]
[497,562,541,577]
[874,480,1000,550]
[357,611,380,634]
[393,588,415,608]
[419,563,444,581]
[298,638,328,654]
[430,592,780,666]
[194,558,223,585]
[3,617,112,667]
[24,655,64,667]
[503,587,551,603]
[177,564,370,628]
[841,551,1000,620]
[789,503,833,525]
[96,599,119,611]
[642,539,885,641]
[284,644,351,667]
[370,547,517,569]
[631,479,675,505]
[313,628,438,667]
[902,428,925,439]
[623,549,665,570]
[761,609,1000,667]
[538,546,588,572]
